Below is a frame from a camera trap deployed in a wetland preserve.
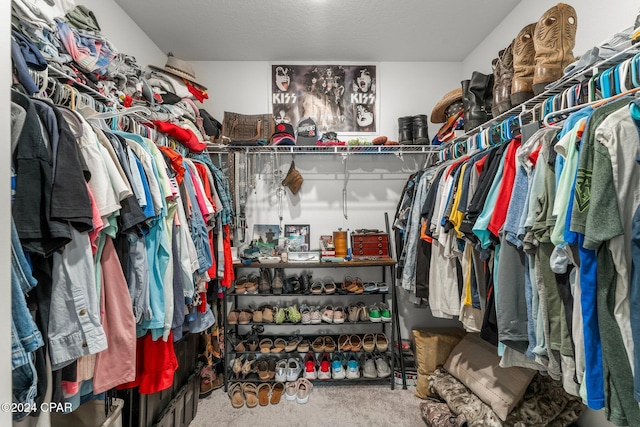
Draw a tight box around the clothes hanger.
[90,105,152,120]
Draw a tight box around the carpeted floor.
[192,383,424,426]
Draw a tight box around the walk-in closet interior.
[5,0,640,426]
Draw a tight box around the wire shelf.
[206,144,440,155]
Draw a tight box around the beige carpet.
[192,383,424,426]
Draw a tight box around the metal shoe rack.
[222,257,404,391]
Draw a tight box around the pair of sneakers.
[284,378,313,404]
[368,303,391,322]
[300,304,322,324]
[320,305,345,323]
[362,352,391,378]
[273,305,302,324]
[275,357,303,382]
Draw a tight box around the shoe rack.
[223,257,402,392]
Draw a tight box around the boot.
[511,23,537,106]
[491,56,501,118]
[461,71,494,132]
[411,115,429,145]
[397,116,413,144]
[461,79,472,133]
[532,3,577,95]
[496,42,514,114]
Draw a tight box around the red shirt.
[488,137,521,236]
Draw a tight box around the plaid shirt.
[190,153,234,226]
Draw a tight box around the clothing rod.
[440,43,640,153]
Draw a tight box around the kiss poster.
[271,64,377,134]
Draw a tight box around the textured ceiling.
[114,0,521,62]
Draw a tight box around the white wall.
[462,0,639,76]
[192,61,463,143]
[2,0,13,425]
[191,60,465,338]
[80,0,166,69]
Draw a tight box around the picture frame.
[271,64,378,135]
[284,224,310,252]
[252,224,280,247]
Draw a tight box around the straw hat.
[431,88,463,123]
[149,52,207,90]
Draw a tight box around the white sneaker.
[284,381,298,401]
[362,353,377,378]
[375,354,391,378]
[296,378,313,404]
[286,357,302,382]
[346,355,360,379]
[321,305,334,323]
[310,306,322,324]
[303,352,317,380]
[275,359,288,382]
[332,355,346,379]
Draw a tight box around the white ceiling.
[114,0,522,62]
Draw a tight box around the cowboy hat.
[431,88,463,123]
[149,52,207,90]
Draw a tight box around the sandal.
[324,336,337,353]
[362,333,375,352]
[350,334,362,352]
[364,282,378,293]
[376,333,389,352]
[297,338,310,353]
[259,338,273,353]
[285,336,303,353]
[338,334,351,352]
[228,330,247,353]
[270,382,285,405]
[228,382,244,408]
[257,382,271,406]
[323,278,336,295]
[311,336,325,352]
[243,383,259,408]
[342,275,354,291]
[310,281,324,295]
[272,338,287,353]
